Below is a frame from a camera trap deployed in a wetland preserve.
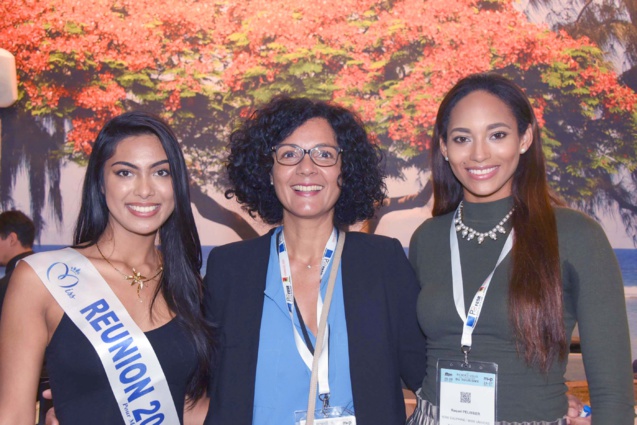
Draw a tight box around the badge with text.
[295,406,356,425]
[437,359,497,425]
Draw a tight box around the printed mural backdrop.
[1,0,637,249]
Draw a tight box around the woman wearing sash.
[0,111,214,424]
[203,96,428,425]
[407,73,634,424]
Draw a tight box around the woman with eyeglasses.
[202,96,427,425]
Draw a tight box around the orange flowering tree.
[2,0,636,240]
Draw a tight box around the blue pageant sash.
[24,248,180,424]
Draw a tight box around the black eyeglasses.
[272,144,343,167]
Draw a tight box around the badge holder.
[295,396,356,425]
[437,353,498,425]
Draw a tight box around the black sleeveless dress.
[45,314,196,424]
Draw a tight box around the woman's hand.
[42,390,59,425]
[565,394,591,424]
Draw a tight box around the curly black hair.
[225,96,386,227]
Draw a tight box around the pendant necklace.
[96,243,163,302]
[454,201,515,244]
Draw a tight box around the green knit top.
[409,197,634,424]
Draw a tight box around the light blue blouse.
[252,227,354,424]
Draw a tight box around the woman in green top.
[408,73,634,424]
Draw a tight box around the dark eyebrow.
[450,122,513,133]
[487,122,513,130]
[111,159,169,169]
[277,143,338,148]
[152,159,169,168]
[111,161,138,169]
[449,127,471,134]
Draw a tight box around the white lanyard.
[450,209,514,357]
[25,248,180,424]
[278,227,338,398]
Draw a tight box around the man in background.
[0,210,35,318]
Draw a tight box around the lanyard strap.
[294,299,315,354]
[450,209,514,358]
[277,227,338,397]
[24,248,180,424]
[305,231,345,425]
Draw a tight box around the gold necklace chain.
[96,243,163,302]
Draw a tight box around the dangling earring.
[270,175,274,185]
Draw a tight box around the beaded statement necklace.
[96,243,163,302]
[454,201,515,244]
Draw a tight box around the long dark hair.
[431,73,567,372]
[74,111,214,400]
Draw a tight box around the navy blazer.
[203,230,427,425]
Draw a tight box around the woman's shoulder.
[410,211,454,243]
[345,230,395,245]
[553,206,607,238]
[552,206,613,254]
[20,247,104,267]
[208,230,273,259]
[12,248,76,277]
[4,253,58,317]
[344,231,405,255]
[22,247,71,261]
[554,205,597,223]
[342,233,417,281]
